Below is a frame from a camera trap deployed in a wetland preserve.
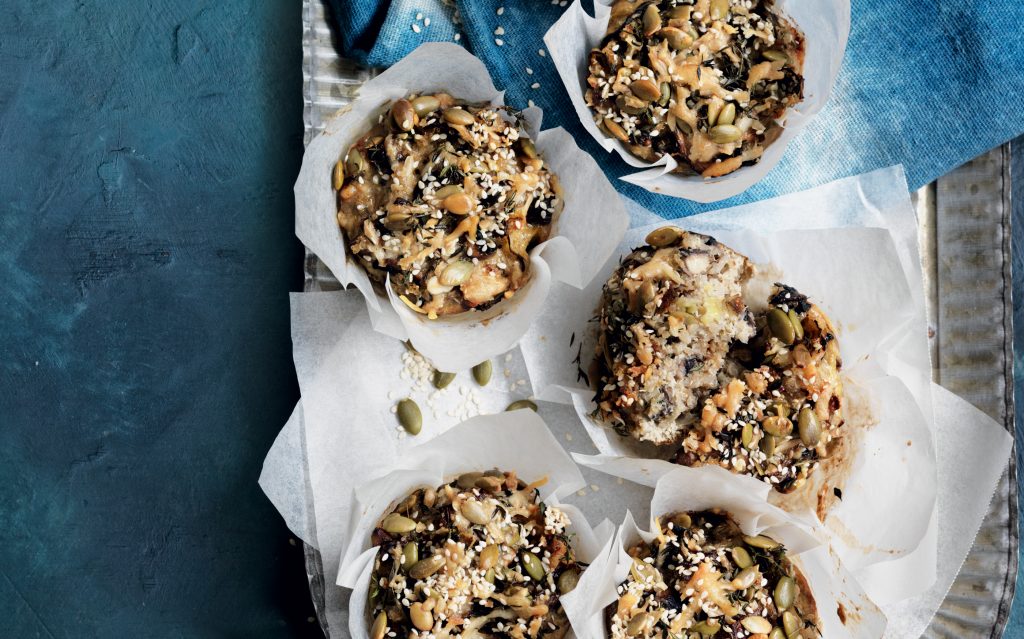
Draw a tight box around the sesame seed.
[495,38,504,46]
[411,23,421,33]
[497,6,505,15]
[530,82,540,89]
[494,26,505,35]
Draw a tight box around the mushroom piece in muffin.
[593,227,755,445]
[367,470,583,639]
[609,510,820,639]
[672,284,844,493]
[586,0,806,178]
[335,93,563,318]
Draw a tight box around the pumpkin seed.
[626,612,650,637]
[710,0,730,20]
[332,160,345,191]
[782,610,801,637]
[472,360,492,386]
[763,49,789,64]
[397,398,422,435]
[798,407,820,447]
[461,499,493,525]
[691,620,721,636]
[763,415,793,437]
[408,554,446,579]
[642,4,662,35]
[474,475,504,492]
[431,370,456,389]
[518,138,539,159]
[775,575,796,610]
[731,546,753,569]
[485,568,496,583]
[788,308,804,340]
[717,102,736,126]
[769,628,786,639]
[617,94,647,115]
[767,308,796,344]
[773,401,790,418]
[602,118,629,142]
[660,27,691,50]
[410,603,433,631]
[506,399,538,412]
[709,124,742,144]
[760,434,777,456]
[433,184,464,200]
[411,95,441,117]
[667,6,691,20]
[392,99,418,131]
[671,512,692,529]
[741,617,772,635]
[479,544,500,570]
[382,513,417,534]
[370,611,388,639]
[522,552,545,581]
[440,260,474,286]
[743,534,781,550]
[658,82,671,106]
[457,472,483,488]
[631,78,662,102]
[442,192,474,215]
[443,107,475,126]
[402,541,419,568]
[731,566,758,589]
[741,422,755,449]
[345,148,366,176]
[645,226,683,248]
[558,568,581,594]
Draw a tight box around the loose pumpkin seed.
[411,95,441,117]
[461,499,493,525]
[457,472,483,489]
[439,260,474,286]
[798,407,821,447]
[731,566,759,589]
[626,612,650,637]
[782,610,801,637]
[345,148,366,176]
[472,360,492,386]
[769,628,786,639]
[767,308,796,344]
[602,118,629,142]
[710,0,730,20]
[660,27,691,50]
[443,107,475,126]
[433,184,464,200]
[474,475,504,492]
[691,620,721,636]
[741,617,772,635]
[743,534,781,550]
[775,575,796,610]
[442,192,474,215]
[631,78,661,102]
[410,603,433,631]
[761,434,777,456]
[788,308,804,340]
[484,568,496,583]
[709,124,742,144]
[402,541,419,568]
[763,415,793,437]
[667,6,691,20]
[731,546,753,569]
[408,554,445,579]
[763,49,789,64]
[518,137,539,159]
[741,422,755,449]
[370,611,388,639]
[332,160,345,191]
[397,398,422,435]
[642,4,662,35]
[382,513,417,534]
[432,370,456,389]
[392,99,417,131]
[646,226,683,248]
[671,512,692,529]
[717,102,736,126]
[617,94,648,116]
[479,544,500,570]
[522,551,545,581]
[558,568,581,594]
[506,399,538,412]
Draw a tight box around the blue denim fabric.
[329,0,1024,218]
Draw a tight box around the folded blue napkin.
[329,0,1024,218]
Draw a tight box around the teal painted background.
[0,1,1020,637]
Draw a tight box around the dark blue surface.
[0,2,1021,638]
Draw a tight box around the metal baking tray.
[298,1,1017,635]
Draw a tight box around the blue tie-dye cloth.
[329,0,1024,218]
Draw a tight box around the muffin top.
[593,227,755,445]
[367,470,582,639]
[336,93,562,318]
[672,284,844,493]
[609,510,819,639]
[586,0,805,178]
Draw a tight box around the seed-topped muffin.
[335,93,563,319]
[367,470,583,639]
[610,510,819,639]
[593,227,755,445]
[586,0,805,178]
[672,284,844,493]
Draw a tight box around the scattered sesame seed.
[494,26,505,35]
[497,6,505,15]
[526,67,534,75]
[495,38,504,46]
[411,23,421,33]
[538,49,546,57]
[530,82,540,89]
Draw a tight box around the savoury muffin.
[609,510,819,639]
[367,470,583,639]
[335,93,563,319]
[672,284,844,493]
[586,0,805,178]
[593,227,755,445]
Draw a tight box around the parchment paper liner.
[561,465,886,639]
[295,42,629,371]
[334,411,612,639]
[544,0,850,202]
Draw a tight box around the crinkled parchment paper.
[562,466,886,639]
[544,0,850,202]
[294,43,628,371]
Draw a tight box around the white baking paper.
[294,42,628,371]
[562,465,886,639]
[544,0,850,202]
[331,411,607,639]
